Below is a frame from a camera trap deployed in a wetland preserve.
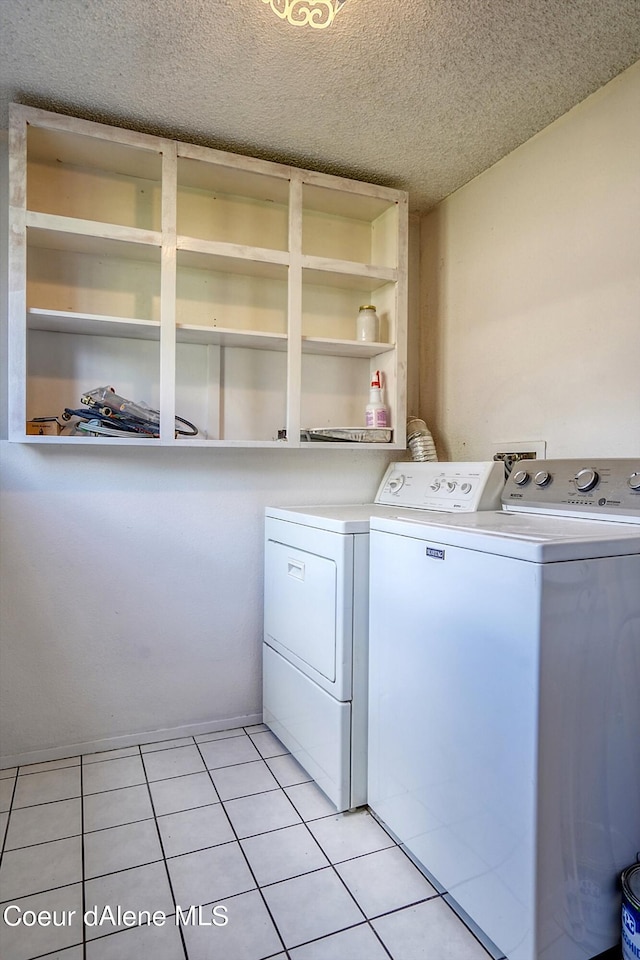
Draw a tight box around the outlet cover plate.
[491,440,547,460]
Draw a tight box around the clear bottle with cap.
[356,305,379,342]
[365,370,389,427]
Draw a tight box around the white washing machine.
[263,460,504,812]
[367,458,640,960]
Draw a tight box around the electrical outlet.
[492,441,546,475]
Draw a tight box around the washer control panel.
[503,459,640,522]
[375,461,505,512]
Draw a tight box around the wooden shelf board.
[173,438,288,448]
[26,121,163,181]
[20,433,162,445]
[302,180,399,219]
[27,308,160,340]
[26,214,162,260]
[177,240,288,279]
[301,258,396,290]
[176,324,287,350]
[177,155,290,203]
[301,336,394,358]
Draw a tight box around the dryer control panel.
[375,461,504,512]
[502,458,640,523]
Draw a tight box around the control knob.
[534,470,552,487]
[628,472,640,492]
[512,470,530,486]
[446,481,457,492]
[388,474,405,494]
[430,480,441,492]
[460,482,472,494]
[574,468,599,492]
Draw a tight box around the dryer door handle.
[287,558,305,580]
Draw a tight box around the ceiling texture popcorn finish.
[0,0,639,211]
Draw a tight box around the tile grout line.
[80,754,86,960]
[139,741,190,960]
[213,731,396,959]
[294,815,395,959]
[0,771,19,871]
[2,728,497,960]
[368,811,500,959]
[16,759,81,778]
[192,733,291,960]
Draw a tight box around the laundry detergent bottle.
[366,370,389,427]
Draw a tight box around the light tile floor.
[0,725,504,960]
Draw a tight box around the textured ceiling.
[1,0,639,211]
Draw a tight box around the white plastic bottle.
[366,371,389,427]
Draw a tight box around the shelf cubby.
[177,154,289,251]
[26,124,162,231]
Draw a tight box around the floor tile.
[84,861,174,940]
[148,771,220,816]
[83,747,140,764]
[0,882,83,960]
[210,759,280,800]
[241,823,329,886]
[194,727,246,744]
[167,840,256,907]
[37,947,84,960]
[224,790,302,839]
[84,784,154,832]
[442,894,506,960]
[4,798,82,850]
[157,803,234,857]
[85,918,186,959]
[266,753,312,788]
[181,889,284,960]
[0,767,18,779]
[262,866,364,948]
[140,736,194,753]
[0,729,509,960]
[249,730,288,759]
[284,782,337,822]
[84,819,163,879]
[0,777,15,812]
[336,845,438,918]
[142,745,206,782]
[198,736,261,770]
[372,897,493,959]
[82,755,146,795]
[0,777,16,810]
[307,810,394,863]
[0,835,82,900]
[12,766,81,808]
[289,922,390,960]
[18,756,80,776]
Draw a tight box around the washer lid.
[369,510,640,562]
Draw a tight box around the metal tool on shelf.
[62,386,198,438]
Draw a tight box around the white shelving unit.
[8,104,408,447]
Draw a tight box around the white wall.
[0,131,420,765]
[420,61,640,461]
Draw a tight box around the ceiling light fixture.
[261,0,348,29]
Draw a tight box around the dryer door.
[264,518,353,700]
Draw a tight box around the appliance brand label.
[426,547,445,560]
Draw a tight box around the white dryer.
[367,458,640,960]
[263,460,504,812]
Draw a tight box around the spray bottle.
[366,370,389,428]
